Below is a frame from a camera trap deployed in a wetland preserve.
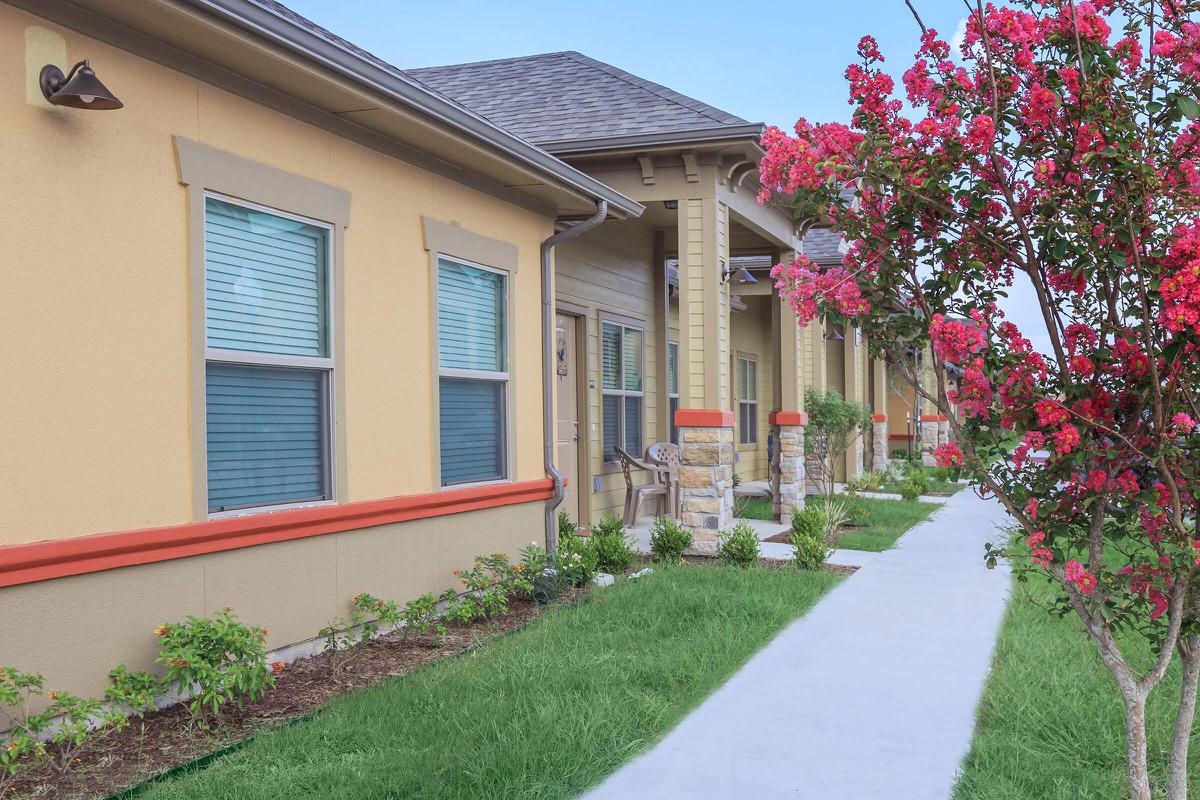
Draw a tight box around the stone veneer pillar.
[871,414,889,469]
[769,411,807,518]
[920,415,941,466]
[937,418,951,450]
[676,409,735,531]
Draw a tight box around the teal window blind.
[438,259,505,372]
[204,197,328,357]
[203,196,333,513]
[437,258,508,485]
[601,321,643,461]
[206,363,327,512]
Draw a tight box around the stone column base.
[871,415,889,470]
[677,409,735,531]
[920,415,941,467]
[769,411,807,518]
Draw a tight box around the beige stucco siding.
[1,7,552,546]
[554,222,659,524]
[0,503,540,703]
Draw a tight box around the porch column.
[870,357,889,469]
[843,326,863,479]
[920,415,940,466]
[678,410,735,530]
[675,198,734,530]
[771,279,807,516]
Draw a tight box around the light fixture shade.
[40,61,123,110]
[730,267,758,285]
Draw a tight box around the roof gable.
[407,52,752,147]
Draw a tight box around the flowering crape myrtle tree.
[758,2,1200,797]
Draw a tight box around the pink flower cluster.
[929,314,986,363]
[1151,22,1200,79]
[1118,561,1172,620]
[1026,531,1053,567]
[933,442,963,468]
[1159,222,1200,335]
[770,257,869,324]
[1065,560,1098,596]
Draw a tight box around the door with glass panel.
[555,313,581,523]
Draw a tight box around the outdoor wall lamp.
[39,60,123,110]
[721,262,758,285]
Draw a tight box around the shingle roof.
[801,228,847,264]
[407,52,753,147]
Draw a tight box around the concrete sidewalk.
[583,490,1012,800]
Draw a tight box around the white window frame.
[434,254,511,488]
[203,191,337,518]
[668,340,680,445]
[601,319,645,463]
[737,354,759,446]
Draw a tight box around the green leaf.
[1178,96,1199,120]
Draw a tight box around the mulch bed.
[5,595,574,800]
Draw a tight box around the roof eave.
[539,123,767,157]
[179,0,645,219]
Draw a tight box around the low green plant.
[649,517,693,563]
[556,528,598,585]
[822,496,853,538]
[400,593,437,637]
[845,470,885,494]
[320,599,377,675]
[790,528,832,570]
[899,470,928,501]
[790,503,827,539]
[105,665,161,717]
[557,510,576,542]
[717,521,760,568]
[589,512,636,574]
[907,468,931,495]
[1,667,48,792]
[155,607,273,728]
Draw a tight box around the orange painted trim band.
[768,411,809,426]
[675,409,735,427]
[0,479,554,589]
[920,415,946,422]
[871,414,888,422]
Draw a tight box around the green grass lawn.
[835,496,938,551]
[954,576,1199,799]
[135,564,840,800]
[877,477,963,496]
[733,494,775,520]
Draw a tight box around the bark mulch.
[5,594,574,800]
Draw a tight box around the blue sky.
[284,0,971,129]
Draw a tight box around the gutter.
[541,200,609,552]
[176,0,643,219]
[538,123,767,156]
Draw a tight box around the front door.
[555,313,582,523]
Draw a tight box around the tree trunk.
[1168,637,1200,800]
[1123,687,1153,800]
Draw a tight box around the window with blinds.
[203,195,333,514]
[437,258,508,486]
[738,356,758,445]
[668,342,679,445]
[601,321,644,461]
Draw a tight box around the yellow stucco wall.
[731,296,773,483]
[1,7,552,547]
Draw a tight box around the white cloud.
[950,17,969,55]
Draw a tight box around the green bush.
[155,608,273,728]
[899,479,923,502]
[556,528,599,586]
[845,470,885,494]
[590,512,636,574]
[557,510,576,542]
[649,517,693,562]
[790,504,827,539]
[790,528,832,570]
[718,521,760,568]
[907,468,931,494]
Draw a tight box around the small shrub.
[899,480,922,501]
[553,530,597,588]
[155,607,273,728]
[105,665,161,716]
[907,468,931,494]
[790,503,827,539]
[557,510,576,542]
[822,497,852,538]
[790,528,832,570]
[718,522,760,568]
[843,495,870,527]
[589,512,636,574]
[649,517,693,562]
[0,667,48,791]
[846,470,884,494]
[400,593,438,637]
